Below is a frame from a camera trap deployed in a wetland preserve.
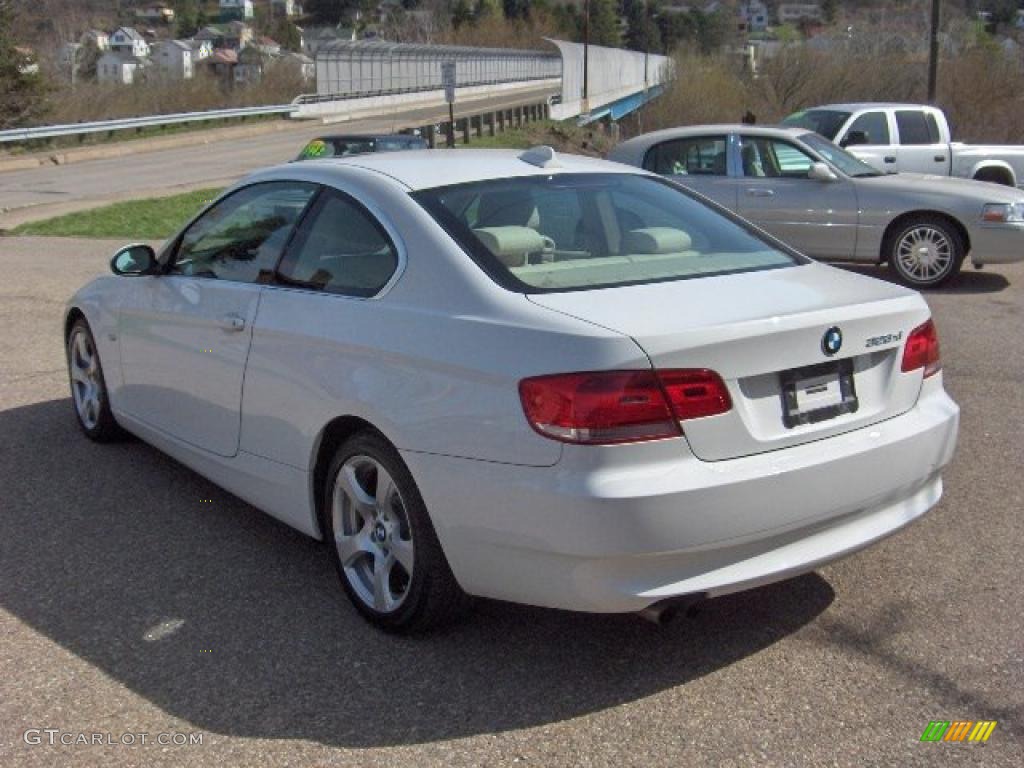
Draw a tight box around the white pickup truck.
[782,103,1024,187]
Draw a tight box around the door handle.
[220,313,246,332]
[883,156,896,164]
[745,188,775,197]
[934,155,946,162]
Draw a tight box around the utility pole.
[927,0,940,102]
[582,0,590,110]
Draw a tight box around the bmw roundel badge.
[821,326,843,357]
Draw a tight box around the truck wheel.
[887,216,964,289]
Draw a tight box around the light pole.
[927,0,940,102]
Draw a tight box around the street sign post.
[442,61,456,148]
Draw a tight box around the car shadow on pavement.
[0,398,835,748]
[834,263,1011,295]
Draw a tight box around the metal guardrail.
[0,103,298,145]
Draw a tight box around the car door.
[641,134,738,210]
[735,135,858,259]
[117,181,317,457]
[839,110,898,173]
[893,109,948,175]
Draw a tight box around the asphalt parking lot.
[0,236,1021,767]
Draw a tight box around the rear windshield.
[413,173,800,293]
[781,109,851,140]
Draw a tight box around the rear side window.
[413,173,799,293]
[276,189,398,297]
[895,111,935,145]
[846,112,890,145]
[643,136,728,176]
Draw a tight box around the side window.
[644,136,729,176]
[172,182,316,282]
[739,138,815,178]
[277,189,399,297]
[895,111,933,145]
[925,112,942,143]
[847,111,890,145]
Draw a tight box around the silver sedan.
[609,125,1024,287]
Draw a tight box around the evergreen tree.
[0,0,49,129]
[452,0,473,29]
[174,0,201,37]
[625,0,661,52]
[585,0,621,47]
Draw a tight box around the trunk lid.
[528,262,931,461]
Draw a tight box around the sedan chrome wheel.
[895,225,954,285]
[332,455,414,613]
[69,327,103,430]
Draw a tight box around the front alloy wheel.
[889,217,964,288]
[66,319,124,441]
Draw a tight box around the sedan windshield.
[413,174,800,293]
[799,133,883,178]
[781,109,850,140]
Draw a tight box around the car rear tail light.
[519,369,731,445]
[901,319,941,378]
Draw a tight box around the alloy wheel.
[332,455,415,613]
[69,328,103,430]
[895,225,953,284]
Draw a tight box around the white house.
[97,52,147,84]
[188,38,214,61]
[220,0,255,21]
[739,1,769,33]
[109,27,150,58]
[154,39,194,79]
[777,3,823,24]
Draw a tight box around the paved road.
[0,238,1021,767]
[0,84,556,226]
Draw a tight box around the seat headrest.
[622,227,693,254]
[477,190,540,229]
[473,226,546,267]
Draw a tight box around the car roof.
[801,103,928,112]
[609,125,810,165]
[294,148,639,191]
[311,134,424,142]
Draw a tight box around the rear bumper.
[969,222,1024,265]
[404,378,959,613]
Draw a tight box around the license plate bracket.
[780,358,858,428]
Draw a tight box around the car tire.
[325,431,469,632]
[887,216,964,289]
[66,318,126,442]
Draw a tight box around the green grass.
[12,187,223,239]
[454,124,545,149]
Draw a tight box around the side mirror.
[110,244,159,276]
[841,130,868,148]
[808,162,838,182]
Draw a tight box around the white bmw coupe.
[65,147,959,631]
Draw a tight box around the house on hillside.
[97,52,148,84]
[195,22,254,51]
[280,51,315,83]
[135,3,175,24]
[206,48,240,81]
[739,1,769,33]
[256,36,282,56]
[188,38,215,61]
[153,39,195,80]
[219,0,255,22]
[302,26,356,56]
[109,27,150,58]
[14,46,39,76]
[777,3,823,24]
[235,46,266,85]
